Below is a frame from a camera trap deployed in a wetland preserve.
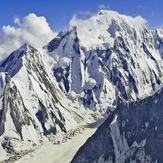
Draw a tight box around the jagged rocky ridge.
[71,88,163,163]
[0,9,163,159]
[0,43,85,155]
[45,10,163,115]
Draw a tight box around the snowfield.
[14,126,97,163]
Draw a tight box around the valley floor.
[14,126,97,163]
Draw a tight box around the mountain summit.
[69,10,147,50]
[0,43,82,156]
[46,10,163,114]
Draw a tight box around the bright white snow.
[15,126,97,163]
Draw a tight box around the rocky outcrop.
[71,88,163,163]
[0,43,82,155]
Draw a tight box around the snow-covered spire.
[0,42,38,77]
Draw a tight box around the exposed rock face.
[153,28,163,59]
[45,10,163,115]
[0,73,31,139]
[0,43,82,154]
[71,88,163,163]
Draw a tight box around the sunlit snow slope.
[45,10,163,116]
[0,43,85,155]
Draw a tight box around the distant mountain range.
[0,10,163,162]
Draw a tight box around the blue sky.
[0,0,162,60]
[0,0,162,34]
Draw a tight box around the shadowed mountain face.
[71,88,163,163]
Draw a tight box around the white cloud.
[138,5,146,10]
[152,11,155,17]
[98,4,110,10]
[76,11,94,16]
[69,14,82,26]
[0,13,57,61]
[69,10,95,27]
[14,17,21,26]
[134,15,147,25]
[69,15,95,30]
[69,14,92,27]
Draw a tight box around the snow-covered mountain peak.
[45,10,163,115]
[92,10,147,29]
[0,43,28,77]
[0,42,45,78]
[0,41,84,156]
[69,10,147,51]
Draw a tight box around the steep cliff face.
[0,43,84,154]
[45,10,163,115]
[153,28,163,58]
[71,88,163,163]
